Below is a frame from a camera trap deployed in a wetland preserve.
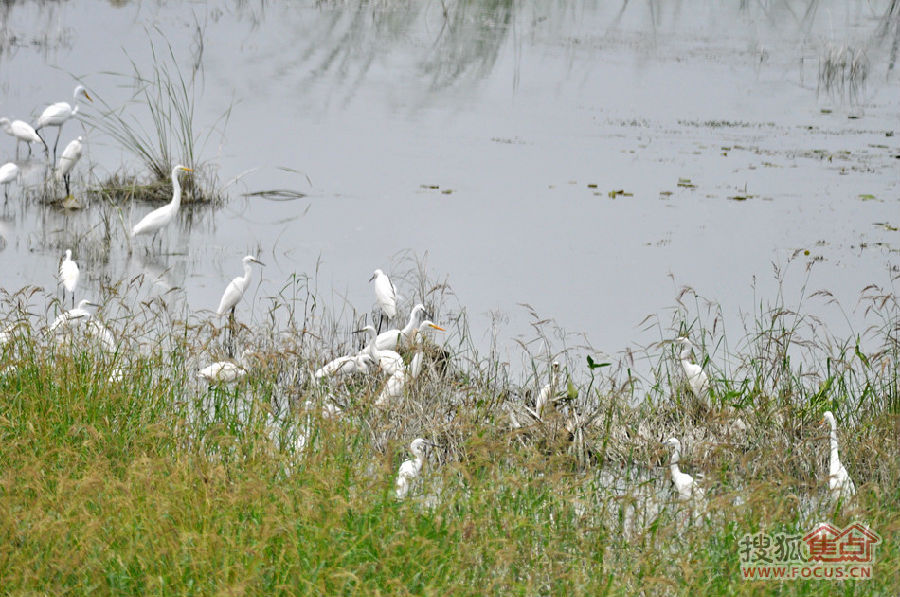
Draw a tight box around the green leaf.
[586,356,611,370]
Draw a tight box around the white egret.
[216,255,265,318]
[198,350,252,385]
[35,85,92,162]
[85,318,117,352]
[358,324,403,375]
[408,320,445,380]
[314,352,374,379]
[49,299,98,334]
[55,136,83,196]
[0,117,45,158]
[676,337,710,405]
[375,303,427,351]
[535,361,563,420]
[59,249,80,307]
[822,411,856,502]
[0,162,19,202]
[375,320,444,407]
[396,438,434,500]
[369,269,399,331]
[130,164,192,240]
[662,437,705,504]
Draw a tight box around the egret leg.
[52,128,61,164]
[226,307,236,358]
[64,173,71,197]
[377,314,385,334]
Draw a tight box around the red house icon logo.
[803,522,880,564]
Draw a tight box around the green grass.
[0,274,898,595]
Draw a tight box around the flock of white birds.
[6,87,857,508]
[1,85,92,200]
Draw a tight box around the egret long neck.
[829,423,841,474]
[242,261,253,287]
[71,105,80,118]
[679,347,692,362]
[401,312,418,336]
[170,171,183,210]
[669,448,682,478]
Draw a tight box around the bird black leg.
[226,307,236,358]
[52,128,61,163]
[63,174,70,197]
[377,314,385,334]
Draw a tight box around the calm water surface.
[0,0,898,373]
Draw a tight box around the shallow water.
[0,0,898,375]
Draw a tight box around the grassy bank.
[0,275,898,595]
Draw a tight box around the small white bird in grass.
[55,136,83,197]
[369,269,399,331]
[534,361,563,420]
[216,255,265,319]
[59,249,80,308]
[49,299,98,334]
[822,411,856,502]
[0,117,46,158]
[375,320,445,407]
[314,352,374,379]
[375,303,427,351]
[198,350,252,385]
[35,85,92,162]
[131,164,192,240]
[396,438,435,500]
[676,337,710,405]
[0,162,20,202]
[663,437,705,505]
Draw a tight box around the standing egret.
[130,164,192,240]
[663,437,705,505]
[0,162,19,202]
[375,303,427,351]
[216,255,264,356]
[0,117,45,158]
[396,438,434,500]
[35,85,92,162]
[375,320,444,407]
[535,361,563,420]
[369,269,398,332]
[216,255,265,318]
[408,320,445,380]
[49,299,98,334]
[821,411,856,502]
[198,350,252,385]
[55,136,83,196]
[676,337,710,405]
[59,249,80,308]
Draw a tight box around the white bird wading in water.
[130,164,193,244]
[59,249,80,308]
[56,136,84,197]
[35,85,92,162]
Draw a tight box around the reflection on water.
[0,0,897,374]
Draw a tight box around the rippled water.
[1,0,898,372]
